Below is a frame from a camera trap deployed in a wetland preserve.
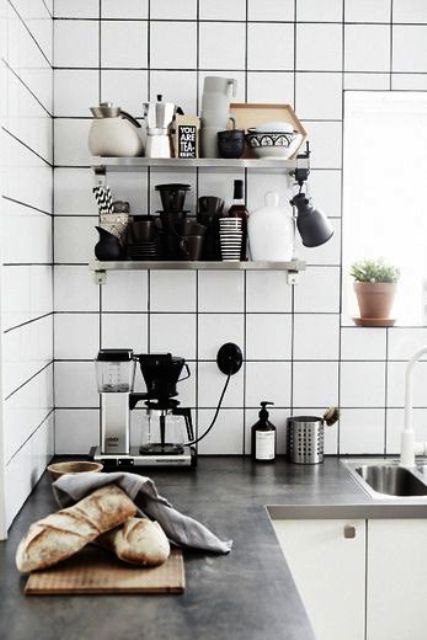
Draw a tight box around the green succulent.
[350,258,400,284]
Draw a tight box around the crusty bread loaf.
[99,517,170,566]
[16,485,137,573]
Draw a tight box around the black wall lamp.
[290,142,334,248]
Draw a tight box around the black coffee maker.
[130,353,196,464]
[92,352,196,469]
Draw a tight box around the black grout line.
[4,311,54,334]
[53,404,427,411]
[52,66,427,75]
[2,58,53,117]
[384,328,390,455]
[390,0,394,90]
[2,127,53,168]
[6,408,55,466]
[41,0,53,19]
[98,0,102,101]
[51,16,427,26]
[2,196,53,217]
[337,0,345,455]
[53,357,427,364]
[7,0,53,68]
[293,0,297,109]
[147,0,151,98]
[4,361,54,402]
[244,0,248,103]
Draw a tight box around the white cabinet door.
[272,519,366,640]
[367,519,427,640]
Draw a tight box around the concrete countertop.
[2,456,427,640]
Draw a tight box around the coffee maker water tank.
[96,349,135,455]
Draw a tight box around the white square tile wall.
[297,0,343,22]
[247,24,294,70]
[101,21,147,69]
[50,0,427,462]
[151,0,196,20]
[345,0,391,23]
[199,23,246,70]
[345,25,391,73]
[54,20,98,68]
[296,24,343,71]
[150,22,197,70]
[2,1,54,529]
[199,0,245,21]
[101,0,148,19]
[248,0,294,21]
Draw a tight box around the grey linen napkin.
[52,471,232,554]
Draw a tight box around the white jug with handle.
[201,76,237,157]
[201,76,237,124]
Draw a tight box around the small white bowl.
[252,121,295,134]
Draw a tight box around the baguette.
[16,485,137,573]
[99,517,170,566]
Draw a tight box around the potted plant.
[350,258,400,326]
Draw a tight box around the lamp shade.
[292,193,334,248]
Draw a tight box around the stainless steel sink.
[344,460,427,499]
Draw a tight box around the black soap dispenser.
[251,401,276,463]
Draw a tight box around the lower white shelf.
[90,258,306,285]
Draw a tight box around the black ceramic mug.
[217,129,245,159]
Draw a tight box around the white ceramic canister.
[248,191,294,261]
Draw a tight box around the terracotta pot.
[354,282,397,319]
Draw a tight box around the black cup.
[180,235,204,261]
[197,196,225,221]
[128,220,156,242]
[155,183,191,212]
[179,219,207,237]
[217,129,245,159]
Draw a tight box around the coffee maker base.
[90,445,197,469]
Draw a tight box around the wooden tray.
[230,102,307,158]
[25,546,185,595]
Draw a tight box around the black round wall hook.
[216,343,243,376]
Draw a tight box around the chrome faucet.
[400,345,427,466]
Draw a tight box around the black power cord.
[184,373,231,446]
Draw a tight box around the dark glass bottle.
[251,401,277,463]
[228,179,248,260]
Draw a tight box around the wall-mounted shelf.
[90,259,306,285]
[91,156,308,175]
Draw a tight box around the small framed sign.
[175,115,200,159]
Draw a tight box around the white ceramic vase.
[248,191,294,261]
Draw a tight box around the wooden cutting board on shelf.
[25,547,185,595]
[230,102,307,158]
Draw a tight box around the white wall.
[0,0,54,535]
[51,1,427,460]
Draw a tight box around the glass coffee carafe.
[140,408,191,455]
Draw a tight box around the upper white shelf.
[91,156,308,173]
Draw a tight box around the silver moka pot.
[143,94,183,158]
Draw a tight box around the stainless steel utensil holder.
[288,417,324,464]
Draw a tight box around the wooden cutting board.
[25,546,185,595]
[230,102,307,158]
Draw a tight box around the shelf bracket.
[94,270,107,285]
[93,166,107,187]
[287,270,300,286]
